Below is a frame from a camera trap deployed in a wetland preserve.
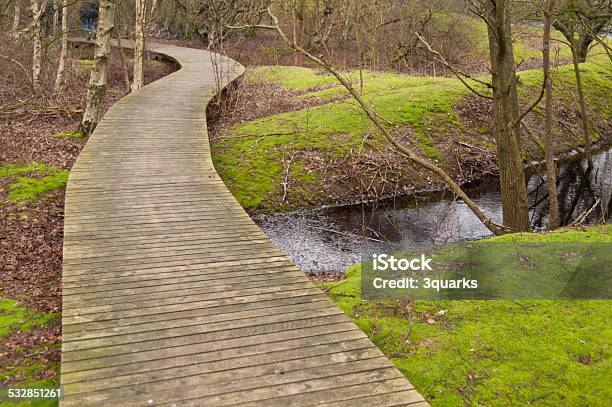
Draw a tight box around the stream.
[253,148,612,273]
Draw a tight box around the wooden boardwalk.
[61,43,427,406]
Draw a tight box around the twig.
[415,32,493,100]
[0,54,34,92]
[403,308,413,341]
[514,74,547,127]
[281,150,296,203]
[454,140,496,155]
[569,199,600,226]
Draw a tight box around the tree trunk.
[543,0,558,230]
[485,0,530,232]
[576,36,590,63]
[53,0,59,35]
[79,0,114,136]
[571,39,593,168]
[13,1,21,32]
[132,0,146,91]
[114,25,131,92]
[30,0,46,91]
[54,0,69,91]
[150,0,158,18]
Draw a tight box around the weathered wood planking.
[61,43,428,406]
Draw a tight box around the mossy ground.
[0,162,64,404]
[53,130,85,140]
[0,299,60,407]
[322,224,611,406]
[0,163,69,206]
[211,57,611,212]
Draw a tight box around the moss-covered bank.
[321,224,611,406]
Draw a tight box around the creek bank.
[255,147,611,274]
[318,224,611,406]
[209,62,612,214]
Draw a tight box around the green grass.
[0,299,60,407]
[246,66,339,90]
[0,163,69,205]
[322,225,612,406]
[0,300,57,339]
[53,130,86,140]
[212,59,611,211]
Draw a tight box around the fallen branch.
[569,199,600,226]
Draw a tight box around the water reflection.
[254,149,611,273]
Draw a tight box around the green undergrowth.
[0,163,69,205]
[53,129,86,140]
[0,299,60,407]
[212,58,611,212]
[0,300,57,339]
[322,225,612,406]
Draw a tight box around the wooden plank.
[60,41,428,406]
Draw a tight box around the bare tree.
[173,0,268,47]
[554,1,610,167]
[54,0,68,91]
[554,0,611,63]
[462,0,531,231]
[79,0,114,135]
[30,0,47,91]
[543,0,559,229]
[132,0,146,91]
[12,0,20,32]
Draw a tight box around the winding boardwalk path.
[61,43,427,406]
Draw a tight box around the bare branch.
[415,32,494,100]
[514,72,547,126]
[266,6,510,236]
[0,53,34,92]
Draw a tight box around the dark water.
[254,149,612,273]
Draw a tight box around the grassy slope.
[212,57,611,212]
[322,224,612,406]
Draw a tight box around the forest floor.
[0,49,176,397]
[322,224,612,406]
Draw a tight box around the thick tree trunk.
[30,0,46,91]
[543,0,558,230]
[576,35,591,63]
[13,1,21,32]
[485,0,530,232]
[132,0,146,92]
[571,42,593,168]
[54,0,69,91]
[79,0,114,136]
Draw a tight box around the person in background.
[80,0,99,40]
